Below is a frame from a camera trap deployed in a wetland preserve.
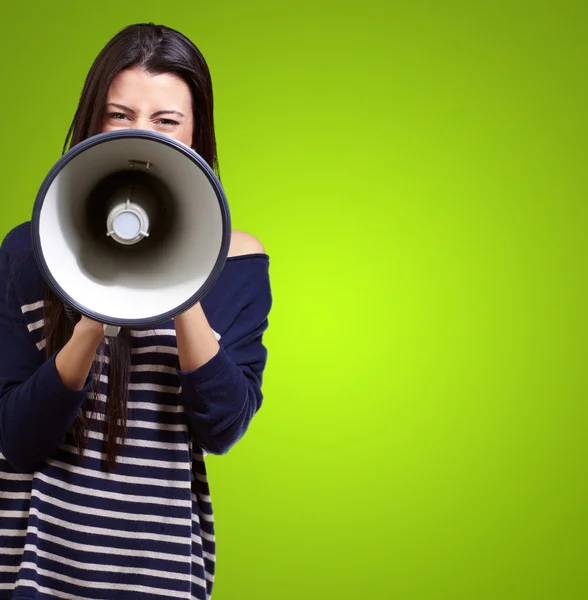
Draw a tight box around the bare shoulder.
[228,230,266,257]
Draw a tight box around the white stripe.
[27,318,45,332]
[0,471,33,481]
[132,363,178,375]
[0,547,23,555]
[47,459,190,488]
[0,510,28,519]
[96,372,183,388]
[87,413,186,432]
[60,444,187,469]
[191,574,207,589]
[30,489,191,527]
[129,382,180,394]
[127,400,184,413]
[36,339,47,351]
[199,512,214,523]
[132,345,178,355]
[0,439,192,462]
[24,544,192,583]
[131,329,176,337]
[0,529,26,538]
[86,357,208,370]
[16,566,191,599]
[0,492,31,500]
[21,300,44,313]
[86,430,187,450]
[192,513,216,546]
[130,328,220,341]
[88,392,184,413]
[34,471,192,508]
[196,529,215,543]
[28,507,188,545]
[191,508,214,525]
[27,526,191,564]
[2,579,78,600]
[191,487,212,503]
[0,566,19,574]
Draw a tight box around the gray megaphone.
[31,129,231,336]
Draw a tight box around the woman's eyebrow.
[151,110,185,118]
[105,104,185,118]
[106,102,136,114]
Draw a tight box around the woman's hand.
[75,315,106,340]
[55,315,104,391]
[174,302,220,372]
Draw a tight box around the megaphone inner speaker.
[35,136,228,324]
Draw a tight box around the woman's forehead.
[106,68,193,111]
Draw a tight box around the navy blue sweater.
[0,222,272,599]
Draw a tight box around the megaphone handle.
[64,304,81,324]
[103,324,121,337]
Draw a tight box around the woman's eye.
[107,112,129,121]
[157,119,179,126]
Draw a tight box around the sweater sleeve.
[0,232,91,472]
[177,257,272,455]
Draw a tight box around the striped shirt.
[0,222,272,599]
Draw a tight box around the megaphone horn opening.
[84,170,177,256]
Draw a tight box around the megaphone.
[31,129,231,336]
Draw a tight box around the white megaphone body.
[31,129,231,336]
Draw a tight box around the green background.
[1,1,586,598]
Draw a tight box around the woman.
[0,23,272,600]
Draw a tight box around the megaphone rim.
[31,129,232,328]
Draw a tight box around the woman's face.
[101,67,194,147]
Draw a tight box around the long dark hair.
[43,23,219,469]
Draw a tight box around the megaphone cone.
[31,130,231,332]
